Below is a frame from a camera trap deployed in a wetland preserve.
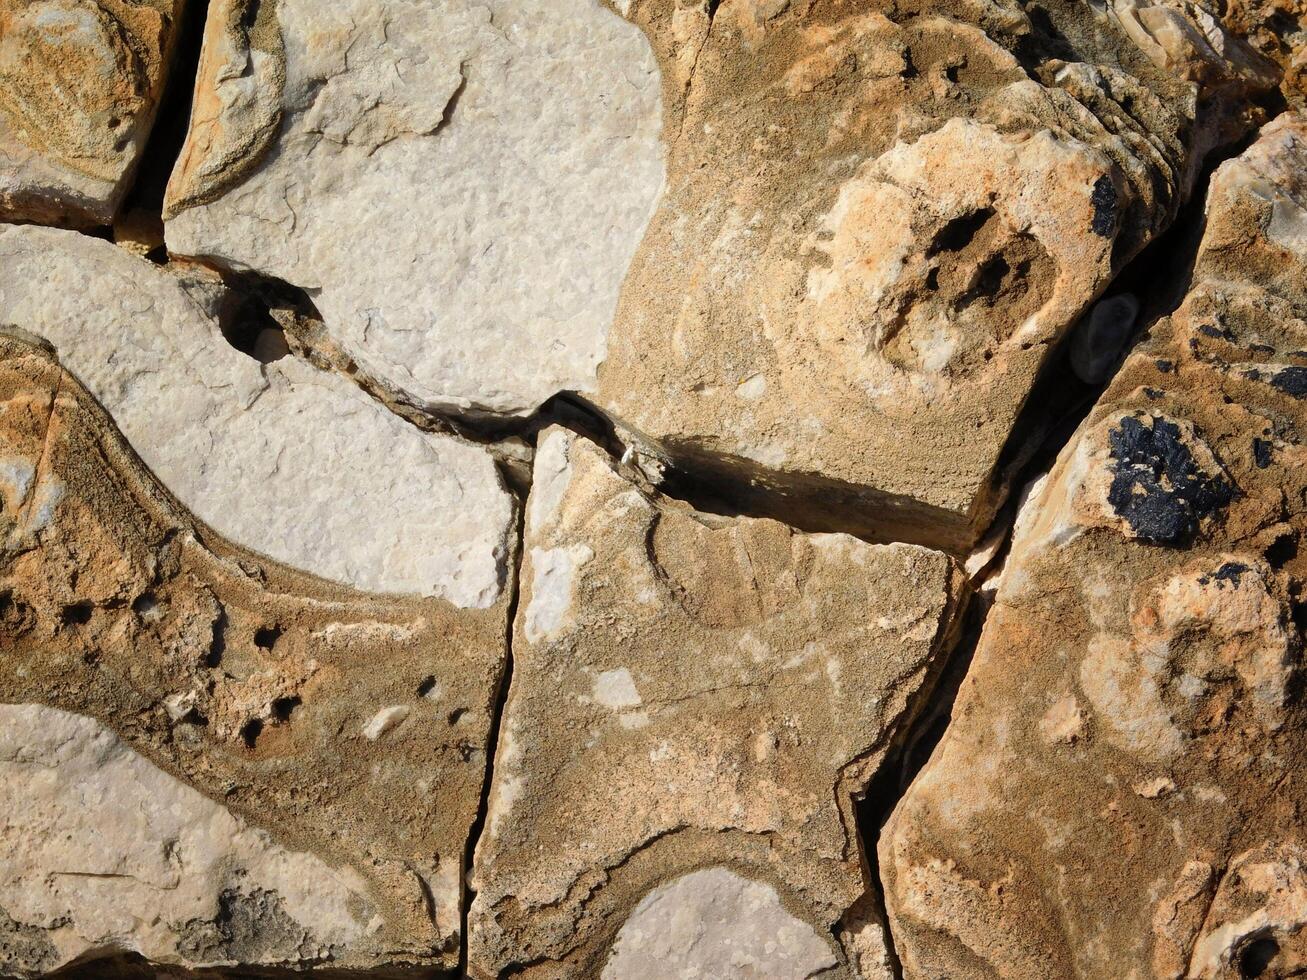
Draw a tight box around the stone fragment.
[881,114,1307,978]
[163,0,666,418]
[0,331,511,973]
[1070,293,1142,384]
[597,0,1275,553]
[468,427,968,977]
[0,704,374,976]
[0,224,514,606]
[1221,0,1307,103]
[601,867,839,980]
[0,0,186,226]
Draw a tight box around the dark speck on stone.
[1271,366,1307,399]
[1213,562,1249,586]
[1090,175,1117,237]
[1155,359,1174,373]
[1144,387,1164,400]
[1198,324,1229,340]
[1254,438,1274,468]
[1107,415,1236,546]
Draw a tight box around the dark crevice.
[115,0,211,253]
[457,499,528,977]
[45,950,448,979]
[183,155,1222,557]
[978,118,1251,553]
[851,584,988,980]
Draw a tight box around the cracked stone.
[467,427,967,978]
[162,0,666,419]
[0,332,511,973]
[880,112,1307,979]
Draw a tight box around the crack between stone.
[458,479,528,978]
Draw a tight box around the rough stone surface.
[0,0,185,226]
[597,0,1276,553]
[0,331,511,972]
[1223,0,1307,103]
[881,113,1307,978]
[601,867,839,980]
[163,0,666,418]
[3,3,1307,978]
[468,427,967,978]
[0,703,375,976]
[0,224,514,606]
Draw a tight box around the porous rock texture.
[2,1,1307,978]
[0,331,510,974]
[468,427,968,978]
[162,0,666,418]
[0,223,515,606]
[881,113,1307,978]
[0,0,186,227]
[599,0,1277,552]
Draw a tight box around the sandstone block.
[598,0,1275,552]
[0,0,186,226]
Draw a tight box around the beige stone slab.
[881,113,1307,979]
[468,427,967,978]
[163,0,666,419]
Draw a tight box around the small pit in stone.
[218,293,291,364]
[254,625,282,650]
[1239,936,1280,978]
[271,696,301,724]
[240,718,263,749]
[206,610,228,668]
[1265,533,1298,569]
[61,602,93,626]
[928,208,994,255]
[417,676,438,698]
